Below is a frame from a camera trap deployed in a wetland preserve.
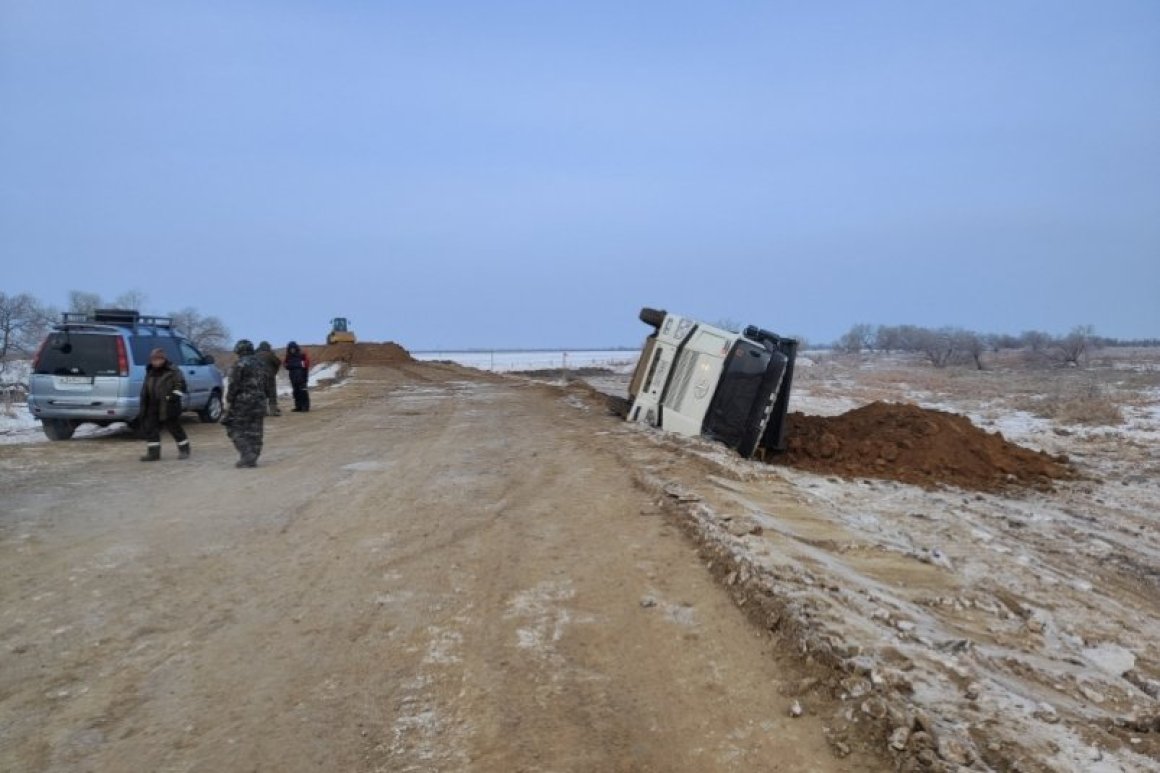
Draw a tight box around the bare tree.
[68,290,102,316]
[954,329,987,370]
[168,307,230,352]
[1051,325,1097,367]
[0,293,57,388]
[67,289,148,316]
[911,327,958,368]
[987,333,1021,352]
[874,325,902,352]
[895,325,929,354]
[1020,330,1052,353]
[113,289,149,311]
[836,323,874,353]
[0,293,56,361]
[59,292,230,352]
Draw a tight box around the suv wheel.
[42,419,77,441]
[199,391,224,423]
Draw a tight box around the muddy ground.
[2,347,1158,771]
[579,348,1160,772]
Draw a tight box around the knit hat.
[149,347,167,360]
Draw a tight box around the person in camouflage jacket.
[255,341,282,416]
[224,339,268,468]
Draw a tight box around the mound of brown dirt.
[301,341,413,366]
[771,401,1076,491]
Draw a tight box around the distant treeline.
[0,289,230,368]
[829,324,1157,369]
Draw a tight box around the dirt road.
[0,362,886,772]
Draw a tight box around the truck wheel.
[198,391,224,423]
[639,308,666,328]
[42,419,77,441]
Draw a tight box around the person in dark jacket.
[255,341,282,416]
[139,347,190,462]
[224,339,267,468]
[284,341,311,412]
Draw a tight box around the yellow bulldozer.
[327,317,356,344]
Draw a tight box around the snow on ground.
[1,359,51,444]
[575,351,1160,771]
[787,392,862,417]
[0,409,130,445]
[274,361,349,398]
[308,362,344,386]
[0,403,39,444]
[0,359,30,387]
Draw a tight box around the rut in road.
[0,363,888,772]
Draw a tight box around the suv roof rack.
[60,309,174,329]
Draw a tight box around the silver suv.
[27,309,225,440]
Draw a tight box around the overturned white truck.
[626,308,798,459]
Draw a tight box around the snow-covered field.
[411,349,638,373]
[577,348,1160,771]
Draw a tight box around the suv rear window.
[129,336,182,365]
[34,333,120,376]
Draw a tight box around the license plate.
[56,376,92,385]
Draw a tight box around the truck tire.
[639,308,666,328]
[42,419,77,441]
[198,391,224,423]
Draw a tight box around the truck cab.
[626,307,797,458]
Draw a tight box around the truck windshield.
[703,341,772,446]
[34,333,120,376]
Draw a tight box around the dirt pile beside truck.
[302,341,413,366]
[773,401,1076,491]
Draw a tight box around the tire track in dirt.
[1,362,890,772]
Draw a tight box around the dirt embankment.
[772,401,1076,491]
[300,341,414,366]
[215,342,413,370]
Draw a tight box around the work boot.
[177,440,191,460]
[140,444,161,462]
[235,456,258,468]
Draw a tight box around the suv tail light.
[116,337,129,376]
[32,337,49,372]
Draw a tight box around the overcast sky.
[2,1,1157,349]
